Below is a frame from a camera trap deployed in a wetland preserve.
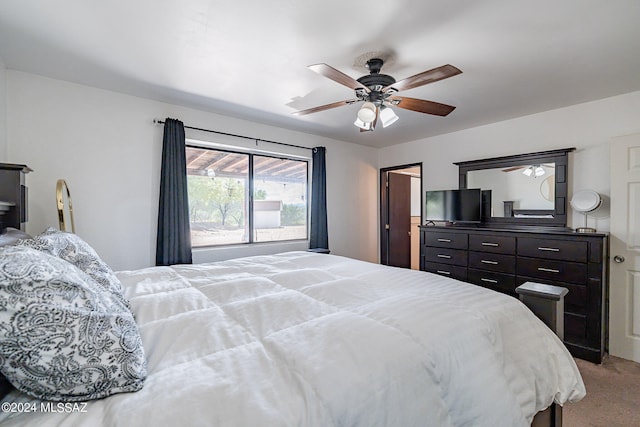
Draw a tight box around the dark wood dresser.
[420,225,608,363]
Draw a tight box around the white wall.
[0,55,7,161]
[6,71,379,270]
[411,176,421,216]
[379,91,640,231]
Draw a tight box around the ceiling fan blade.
[390,96,456,116]
[502,166,524,172]
[384,64,462,92]
[293,99,359,116]
[308,64,369,92]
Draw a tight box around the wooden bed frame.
[532,404,562,427]
[518,281,569,427]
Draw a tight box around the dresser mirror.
[466,163,556,216]
[455,148,575,227]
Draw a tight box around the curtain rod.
[153,119,312,151]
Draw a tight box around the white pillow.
[0,246,147,401]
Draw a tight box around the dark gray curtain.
[309,146,328,250]
[156,118,192,266]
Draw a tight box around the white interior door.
[609,133,640,362]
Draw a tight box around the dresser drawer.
[517,257,587,285]
[423,247,468,266]
[468,268,516,295]
[469,251,515,274]
[469,234,516,254]
[517,237,588,262]
[423,262,468,282]
[424,231,468,249]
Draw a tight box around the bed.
[0,229,585,426]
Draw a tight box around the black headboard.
[0,163,31,399]
[0,376,13,400]
[0,163,32,233]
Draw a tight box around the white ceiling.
[1,1,639,148]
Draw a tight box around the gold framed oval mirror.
[540,174,556,202]
[56,179,75,233]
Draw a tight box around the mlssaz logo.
[40,402,89,413]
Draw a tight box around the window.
[186,145,308,247]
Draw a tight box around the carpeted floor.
[563,355,640,426]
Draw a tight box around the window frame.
[186,143,311,248]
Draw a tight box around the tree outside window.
[186,146,308,247]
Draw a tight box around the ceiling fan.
[502,164,554,177]
[293,58,462,131]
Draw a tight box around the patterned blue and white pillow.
[18,228,128,308]
[0,246,147,401]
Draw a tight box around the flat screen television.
[425,188,482,223]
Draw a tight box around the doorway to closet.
[380,163,422,269]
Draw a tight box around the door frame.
[609,133,640,362]
[380,162,423,265]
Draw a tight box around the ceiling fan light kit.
[353,117,372,131]
[379,105,399,128]
[521,165,546,177]
[357,102,377,123]
[294,57,461,132]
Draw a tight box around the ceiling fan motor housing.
[357,58,396,91]
[354,59,396,105]
[357,74,396,90]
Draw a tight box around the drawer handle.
[538,267,560,273]
[538,247,560,252]
[481,260,498,265]
[436,270,451,275]
[481,242,499,247]
[481,278,498,284]
[437,238,452,243]
[437,254,452,259]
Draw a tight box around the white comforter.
[1,252,585,426]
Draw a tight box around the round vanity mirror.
[570,190,601,232]
[540,174,555,202]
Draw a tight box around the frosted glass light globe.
[357,102,376,123]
